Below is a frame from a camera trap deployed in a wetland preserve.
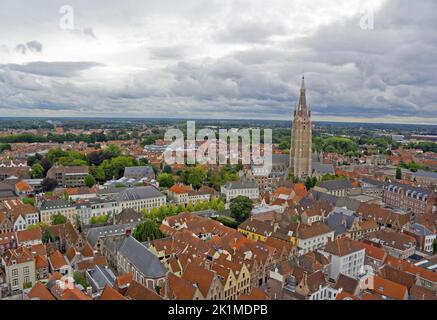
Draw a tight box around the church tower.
[290,76,312,179]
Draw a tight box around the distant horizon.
[1,115,437,128]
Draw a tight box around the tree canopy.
[230,196,253,223]
[133,219,165,242]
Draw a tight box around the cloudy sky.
[0,0,436,124]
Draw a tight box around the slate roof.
[87,265,116,290]
[86,223,136,247]
[319,179,353,191]
[312,163,335,175]
[118,235,167,278]
[113,186,164,202]
[223,180,257,190]
[325,209,358,237]
[124,166,155,178]
[40,199,74,211]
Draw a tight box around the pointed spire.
[298,75,307,113]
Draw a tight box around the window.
[24,266,29,275]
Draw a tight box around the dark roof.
[319,179,353,191]
[40,199,74,211]
[124,166,155,178]
[118,236,167,278]
[325,209,358,237]
[223,180,257,190]
[114,186,164,202]
[114,208,144,225]
[334,274,359,294]
[86,223,137,247]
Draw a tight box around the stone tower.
[290,76,312,179]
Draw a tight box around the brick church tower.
[290,76,312,179]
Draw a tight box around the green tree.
[133,219,164,242]
[90,215,109,225]
[30,163,45,179]
[42,229,56,244]
[41,178,58,192]
[51,213,67,225]
[176,204,186,213]
[73,272,88,288]
[162,165,173,174]
[396,167,402,180]
[229,196,253,223]
[84,175,96,188]
[22,197,35,206]
[181,166,207,189]
[157,173,174,189]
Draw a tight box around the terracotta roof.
[366,229,416,252]
[66,246,77,262]
[16,180,32,192]
[17,227,42,243]
[409,284,437,300]
[182,263,216,297]
[380,265,416,289]
[35,255,49,269]
[355,241,386,261]
[115,273,133,289]
[324,238,364,257]
[336,292,360,300]
[99,285,127,300]
[385,256,437,283]
[291,222,333,240]
[49,251,68,270]
[372,276,408,300]
[61,288,92,300]
[239,288,270,300]
[3,246,34,266]
[125,280,163,300]
[167,272,198,300]
[169,184,192,194]
[335,274,359,294]
[10,204,37,221]
[30,243,47,257]
[27,282,56,300]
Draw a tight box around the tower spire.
[298,75,307,112]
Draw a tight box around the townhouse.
[113,186,166,212]
[1,246,36,292]
[39,199,78,225]
[47,165,90,188]
[116,235,167,290]
[383,182,435,215]
[365,229,416,260]
[221,179,259,203]
[321,238,365,281]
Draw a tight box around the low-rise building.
[113,186,166,212]
[1,246,36,292]
[75,198,120,225]
[39,199,78,224]
[116,235,167,290]
[403,223,436,254]
[47,165,89,188]
[321,238,365,281]
[221,180,259,203]
[383,182,435,215]
[365,229,416,260]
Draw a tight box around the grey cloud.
[216,20,287,44]
[26,40,43,52]
[1,61,104,77]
